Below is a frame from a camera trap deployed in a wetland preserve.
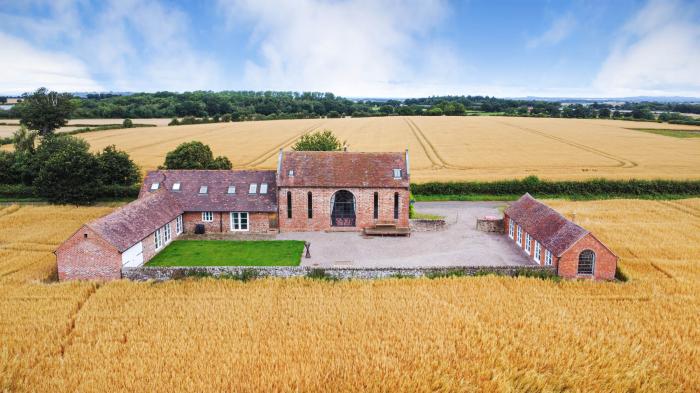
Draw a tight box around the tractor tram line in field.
[238,121,325,168]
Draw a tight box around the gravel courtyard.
[277,201,535,268]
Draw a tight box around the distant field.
[57,116,700,182]
[1,199,699,391]
[0,118,170,137]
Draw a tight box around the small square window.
[393,169,402,179]
[260,183,268,194]
[199,186,208,194]
[288,170,294,177]
[150,183,159,191]
[172,182,181,191]
[227,185,236,194]
[249,183,257,194]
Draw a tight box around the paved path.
[277,201,535,268]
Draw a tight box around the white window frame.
[260,183,268,194]
[249,183,257,194]
[199,185,208,194]
[202,211,214,222]
[172,182,181,191]
[393,168,402,179]
[288,170,294,177]
[516,226,522,246]
[163,222,171,243]
[230,212,249,231]
[508,220,514,239]
[525,233,531,253]
[545,250,553,266]
[176,215,183,234]
[227,185,236,194]
[534,241,541,263]
[150,183,159,191]
[154,228,163,250]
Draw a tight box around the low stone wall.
[410,219,447,232]
[476,217,504,233]
[122,265,555,281]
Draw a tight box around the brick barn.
[503,193,618,280]
[276,151,410,232]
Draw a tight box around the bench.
[363,221,411,237]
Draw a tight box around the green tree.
[12,126,38,154]
[34,136,101,204]
[598,108,612,118]
[292,130,345,151]
[96,145,141,186]
[0,151,21,184]
[122,118,134,128]
[426,107,443,116]
[397,106,413,115]
[162,141,232,169]
[379,105,394,115]
[18,87,75,136]
[326,110,341,118]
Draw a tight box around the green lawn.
[147,240,305,267]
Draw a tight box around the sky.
[1,0,699,98]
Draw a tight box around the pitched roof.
[278,151,409,188]
[88,191,182,252]
[504,193,588,257]
[139,170,277,212]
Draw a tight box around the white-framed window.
[150,183,159,191]
[545,249,553,266]
[288,170,294,177]
[508,220,514,239]
[176,215,183,234]
[516,226,522,246]
[202,211,213,222]
[260,183,268,194]
[154,228,162,249]
[163,222,171,243]
[248,183,257,194]
[227,185,236,194]
[393,168,402,179]
[199,185,208,194]
[534,241,541,263]
[525,233,531,253]
[230,212,249,231]
[172,182,181,191]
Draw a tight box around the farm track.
[60,283,100,358]
[493,119,638,169]
[403,117,445,169]
[238,121,325,168]
[656,201,700,226]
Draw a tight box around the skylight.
[172,182,181,191]
[150,183,159,191]
[199,186,208,194]
[260,183,268,194]
[288,170,294,177]
[249,183,257,194]
[393,169,402,179]
[227,185,236,194]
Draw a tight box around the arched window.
[373,192,379,219]
[307,192,313,219]
[287,191,292,219]
[393,192,399,220]
[577,250,596,275]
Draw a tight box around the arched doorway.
[331,190,356,227]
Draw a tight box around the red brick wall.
[277,187,410,232]
[56,225,122,281]
[182,211,273,234]
[557,233,618,280]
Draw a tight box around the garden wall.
[122,265,555,281]
[409,219,447,232]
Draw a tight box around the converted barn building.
[504,193,618,280]
[276,151,410,232]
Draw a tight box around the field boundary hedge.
[0,184,140,201]
[410,177,700,198]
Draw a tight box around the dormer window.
[172,182,181,191]
[199,186,208,194]
[393,169,402,179]
[227,185,236,194]
[249,183,257,194]
[150,183,159,191]
[260,183,268,194]
[288,170,294,177]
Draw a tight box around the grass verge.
[147,240,305,267]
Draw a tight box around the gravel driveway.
[277,201,534,268]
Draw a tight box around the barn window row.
[285,191,401,221]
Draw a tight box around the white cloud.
[0,32,103,94]
[217,0,465,97]
[527,13,576,49]
[594,0,700,96]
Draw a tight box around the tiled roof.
[278,151,409,188]
[88,191,182,252]
[139,170,277,212]
[504,193,588,257]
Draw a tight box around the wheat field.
[1,199,699,392]
[63,116,700,182]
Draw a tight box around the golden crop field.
[1,199,699,392]
[62,116,700,182]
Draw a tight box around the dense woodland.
[1,91,699,123]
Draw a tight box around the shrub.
[96,145,141,187]
[122,118,133,128]
[34,137,101,204]
[292,129,345,151]
[426,269,466,279]
[162,141,232,170]
[168,118,180,126]
[306,268,338,281]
